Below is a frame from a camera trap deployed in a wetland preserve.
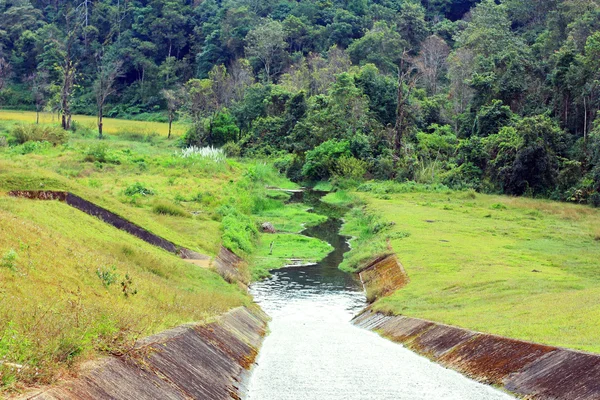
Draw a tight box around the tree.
[394,52,420,168]
[245,20,287,82]
[161,86,185,139]
[94,54,122,139]
[30,70,50,124]
[413,35,450,95]
[397,1,429,51]
[0,57,10,94]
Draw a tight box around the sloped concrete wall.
[357,254,409,302]
[214,246,250,286]
[353,309,600,399]
[20,307,268,400]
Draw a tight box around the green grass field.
[348,187,600,353]
[0,110,187,137]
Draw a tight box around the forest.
[1,0,600,203]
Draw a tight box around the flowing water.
[246,192,514,400]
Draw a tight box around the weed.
[120,274,138,297]
[124,182,155,196]
[96,266,118,287]
[1,249,18,270]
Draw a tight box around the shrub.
[152,200,188,217]
[1,249,18,270]
[222,141,241,157]
[333,156,367,180]
[96,266,118,287]
[84,143,120,164]
[12,124,68,145]
[302,139,351,180]
[124,182,155,196]
[219,205,259,255]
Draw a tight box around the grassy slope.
[0,196,248,391]
[0,136,238,255]
[0,110,187,137]
[357,190,600,353]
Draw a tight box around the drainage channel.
[245,191,515,400]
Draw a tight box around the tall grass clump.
[152,200,188,217]
[180,146,226,162]
[12,124,68,146]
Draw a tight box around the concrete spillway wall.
[353,309,600,399]
[20,307,268,400]
[7,190,209,261]
[357,254,409,302]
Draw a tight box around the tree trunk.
[168,114,173,139]
[98,105,103,139]
[36,109,39,124]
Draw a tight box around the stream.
[246,192,514,400]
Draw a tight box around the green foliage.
[1,249,18,270]
[96,265,118,287]
[302,140,351,180]
[219,205,259,255]
[124,182,155,197]
[12,124,68,145]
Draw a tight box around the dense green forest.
[1,0,600,202]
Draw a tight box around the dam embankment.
[19,307,268,400]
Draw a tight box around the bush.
[12,124,68,145]
[84,143,120,164]
[222,141,241,157]
[302,139,351,180]
[152,200,188,217]
[124,182,155,196]
[333,156,368,180]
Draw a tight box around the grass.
[350,188,600,353]
[0,110,187,137]
[250,233,332,280]
[321,190,363,207]
[256,203,327,233]
[0,196,248,393]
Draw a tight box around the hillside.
[1,0,600,204]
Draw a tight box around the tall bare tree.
[161,86,186,139]
[394,51,419,170]
[0,57,10,94]
[94,55,122,139]
[29,70,50,124]
[413,35,450,95]
[448,48,475,117]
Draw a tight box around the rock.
[261,222,276,233]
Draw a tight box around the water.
[246,193,514,400]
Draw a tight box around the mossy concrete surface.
[18,307,268,400]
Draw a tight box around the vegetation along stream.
[246,191,514,399]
